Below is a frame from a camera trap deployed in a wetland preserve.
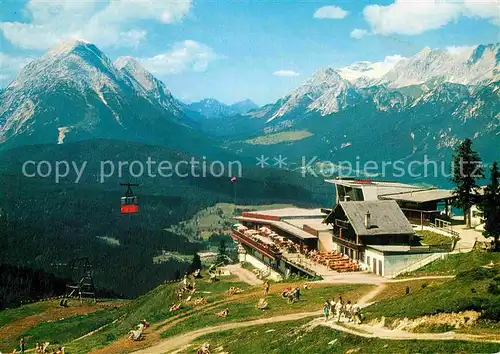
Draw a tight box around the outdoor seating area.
[233,223,359,274]
[233,224,281,254]
[311,251,360,272]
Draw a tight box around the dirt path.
[225,264,263,286]
[390,275,454,282]
[131,311,322,354]
[357,284,386,306]
[314,318,500,343]
[130,309,500,354]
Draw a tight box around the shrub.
[488,282,500,295]
[457,267,497,281]
[449,297,485,313]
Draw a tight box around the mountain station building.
[231,179,455,279]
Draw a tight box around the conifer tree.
[451,138,484,228]
[482,161,500,250]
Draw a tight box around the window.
[367,256,370,265]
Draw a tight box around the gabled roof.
[334,200,414,236]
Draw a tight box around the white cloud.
[350,28,369,39]
[0,53,34,86]
[0,53,34,72]
[446,45,475,56]
[383,54,406,66]
[138,40,219,75]
[363,0,499,36]
[313,6,349,19]
[0,0,192,50]
[273,70,300,77]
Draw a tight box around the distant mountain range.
[221,44,500,173]
[0,41,498,171]
[0,40,212,154]
[186,98,258,118]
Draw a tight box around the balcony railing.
[231,230,282,259]
[331,234,363,250]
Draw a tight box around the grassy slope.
[161,283,370,338]
[0,302,51,327]
[0,300,126,352]
[371,279,450,303]
[407,252,500,276]
[365,266,500,325]
[180,318,500,354]
[244,131,313,145]
[6,260,500,353]
[415,230,453,246]
[65,276,251,353]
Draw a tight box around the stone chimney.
[365,211,371,229]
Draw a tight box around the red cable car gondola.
[120,183,139,214]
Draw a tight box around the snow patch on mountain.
[58,127,70,144]
[267,68,350,121]
[115,56,183,117]
[383,44,499,88]
[337,55,406,86]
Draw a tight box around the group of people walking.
[323,297,362,324]
[7,339,63,354]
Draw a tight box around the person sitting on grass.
[294,287,301,301]
[169,303,181,312]
[196,343,211,354]
[216,308,229,318]
[194,297,207,306]
[257,298,268,310]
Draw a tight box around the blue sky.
[1,0,499,105]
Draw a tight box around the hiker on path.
[352,301,362,324]
[335,297,343,322]
[345,300,352,322]
[19,338,25,353]
[323,301,330,321]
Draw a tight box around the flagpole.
[231,177,237,208]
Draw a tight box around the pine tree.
[451,138,484,228]
[189,252,202,272]
[217,239,227,264]
[482,161,500,250]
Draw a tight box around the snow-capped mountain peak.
[266,67,351,122]
[114,56,183,116]
[0,40,189,147]
[9,37,122,93]
[382,44,499,88]
[47,39,92,55]
[336,56,406,87]
[115,56,158,91]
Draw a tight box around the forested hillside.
[0,139,331,300]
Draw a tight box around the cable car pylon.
[120,183,139,214]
